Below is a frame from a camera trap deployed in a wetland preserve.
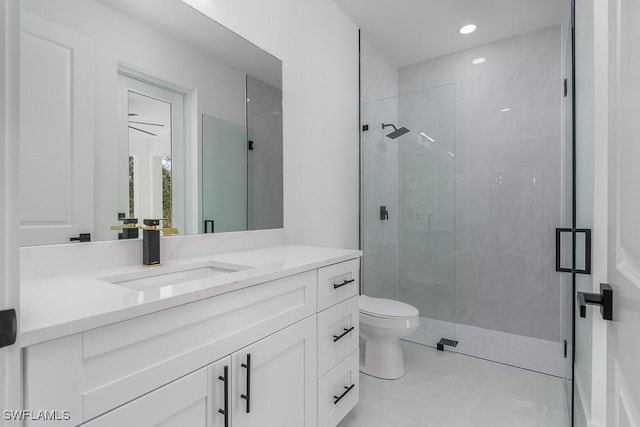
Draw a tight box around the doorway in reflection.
[119,74,185,235]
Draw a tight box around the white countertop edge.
[20,247,362,347]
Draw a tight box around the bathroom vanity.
[20,245,361,427]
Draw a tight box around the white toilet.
[359,295,420,379]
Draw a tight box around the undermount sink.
[100,261,250,291]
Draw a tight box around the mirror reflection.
[19,0,283,246]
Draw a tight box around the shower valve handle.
[380,206,389,221]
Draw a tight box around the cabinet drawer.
[82,368,208,427]
[317,296,359,376]
[317,259,359,311]
[317,349,359,427]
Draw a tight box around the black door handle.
[218,365,229,427]
[0,309,17,348]
[333,279,355,289]
[333,384,355,405]
[578,283,613,320]
[240,354,251,413]
[333,326,355,343]
[70,233,91,243]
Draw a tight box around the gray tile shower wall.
[246,75,284,231]
[398,25,563,342]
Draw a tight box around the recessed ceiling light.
[459,24,477,35]
[501,108,512,112]
[471,57,486,65]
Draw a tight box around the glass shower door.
[361,84,456,349]
[397,85,456,349]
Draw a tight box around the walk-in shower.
[360,24,566,378]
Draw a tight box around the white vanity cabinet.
[23,256,361,427]
[81,316,317,427]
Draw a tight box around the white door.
[232,316,317,427]
[117,73,185,234]
[19,10,94,246]
[1,1,22,425]
[604,0,640,424]
[575,0,640,425]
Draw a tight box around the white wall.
[360,35,398,104]
[183,0,360,249]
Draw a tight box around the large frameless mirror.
[19,0,283,246]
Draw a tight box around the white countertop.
[20,245,362,347]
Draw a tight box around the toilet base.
[359,337,405,380]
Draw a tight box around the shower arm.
[381,123,398,132]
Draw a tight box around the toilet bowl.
[359,295,419,379]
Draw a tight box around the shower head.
[382,123,410,139]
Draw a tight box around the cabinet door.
[232,316,318,427]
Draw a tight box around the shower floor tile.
[339,341,570,427]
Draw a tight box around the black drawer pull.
[240,354,251,413]
[218,365,229,427]
[333,326,355,343]
[333,279,355,289]
[333,384,355,405]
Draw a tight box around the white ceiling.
[334,0,565,67]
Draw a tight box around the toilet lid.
[360,295,419,318]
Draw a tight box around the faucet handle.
[161,227,179,236]
[142,219,176,235]
[111,218,139,231]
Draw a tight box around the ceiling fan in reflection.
[128,113,164,137]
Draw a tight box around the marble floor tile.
[339,341,570,427]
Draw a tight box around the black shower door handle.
[555,228,591,274]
